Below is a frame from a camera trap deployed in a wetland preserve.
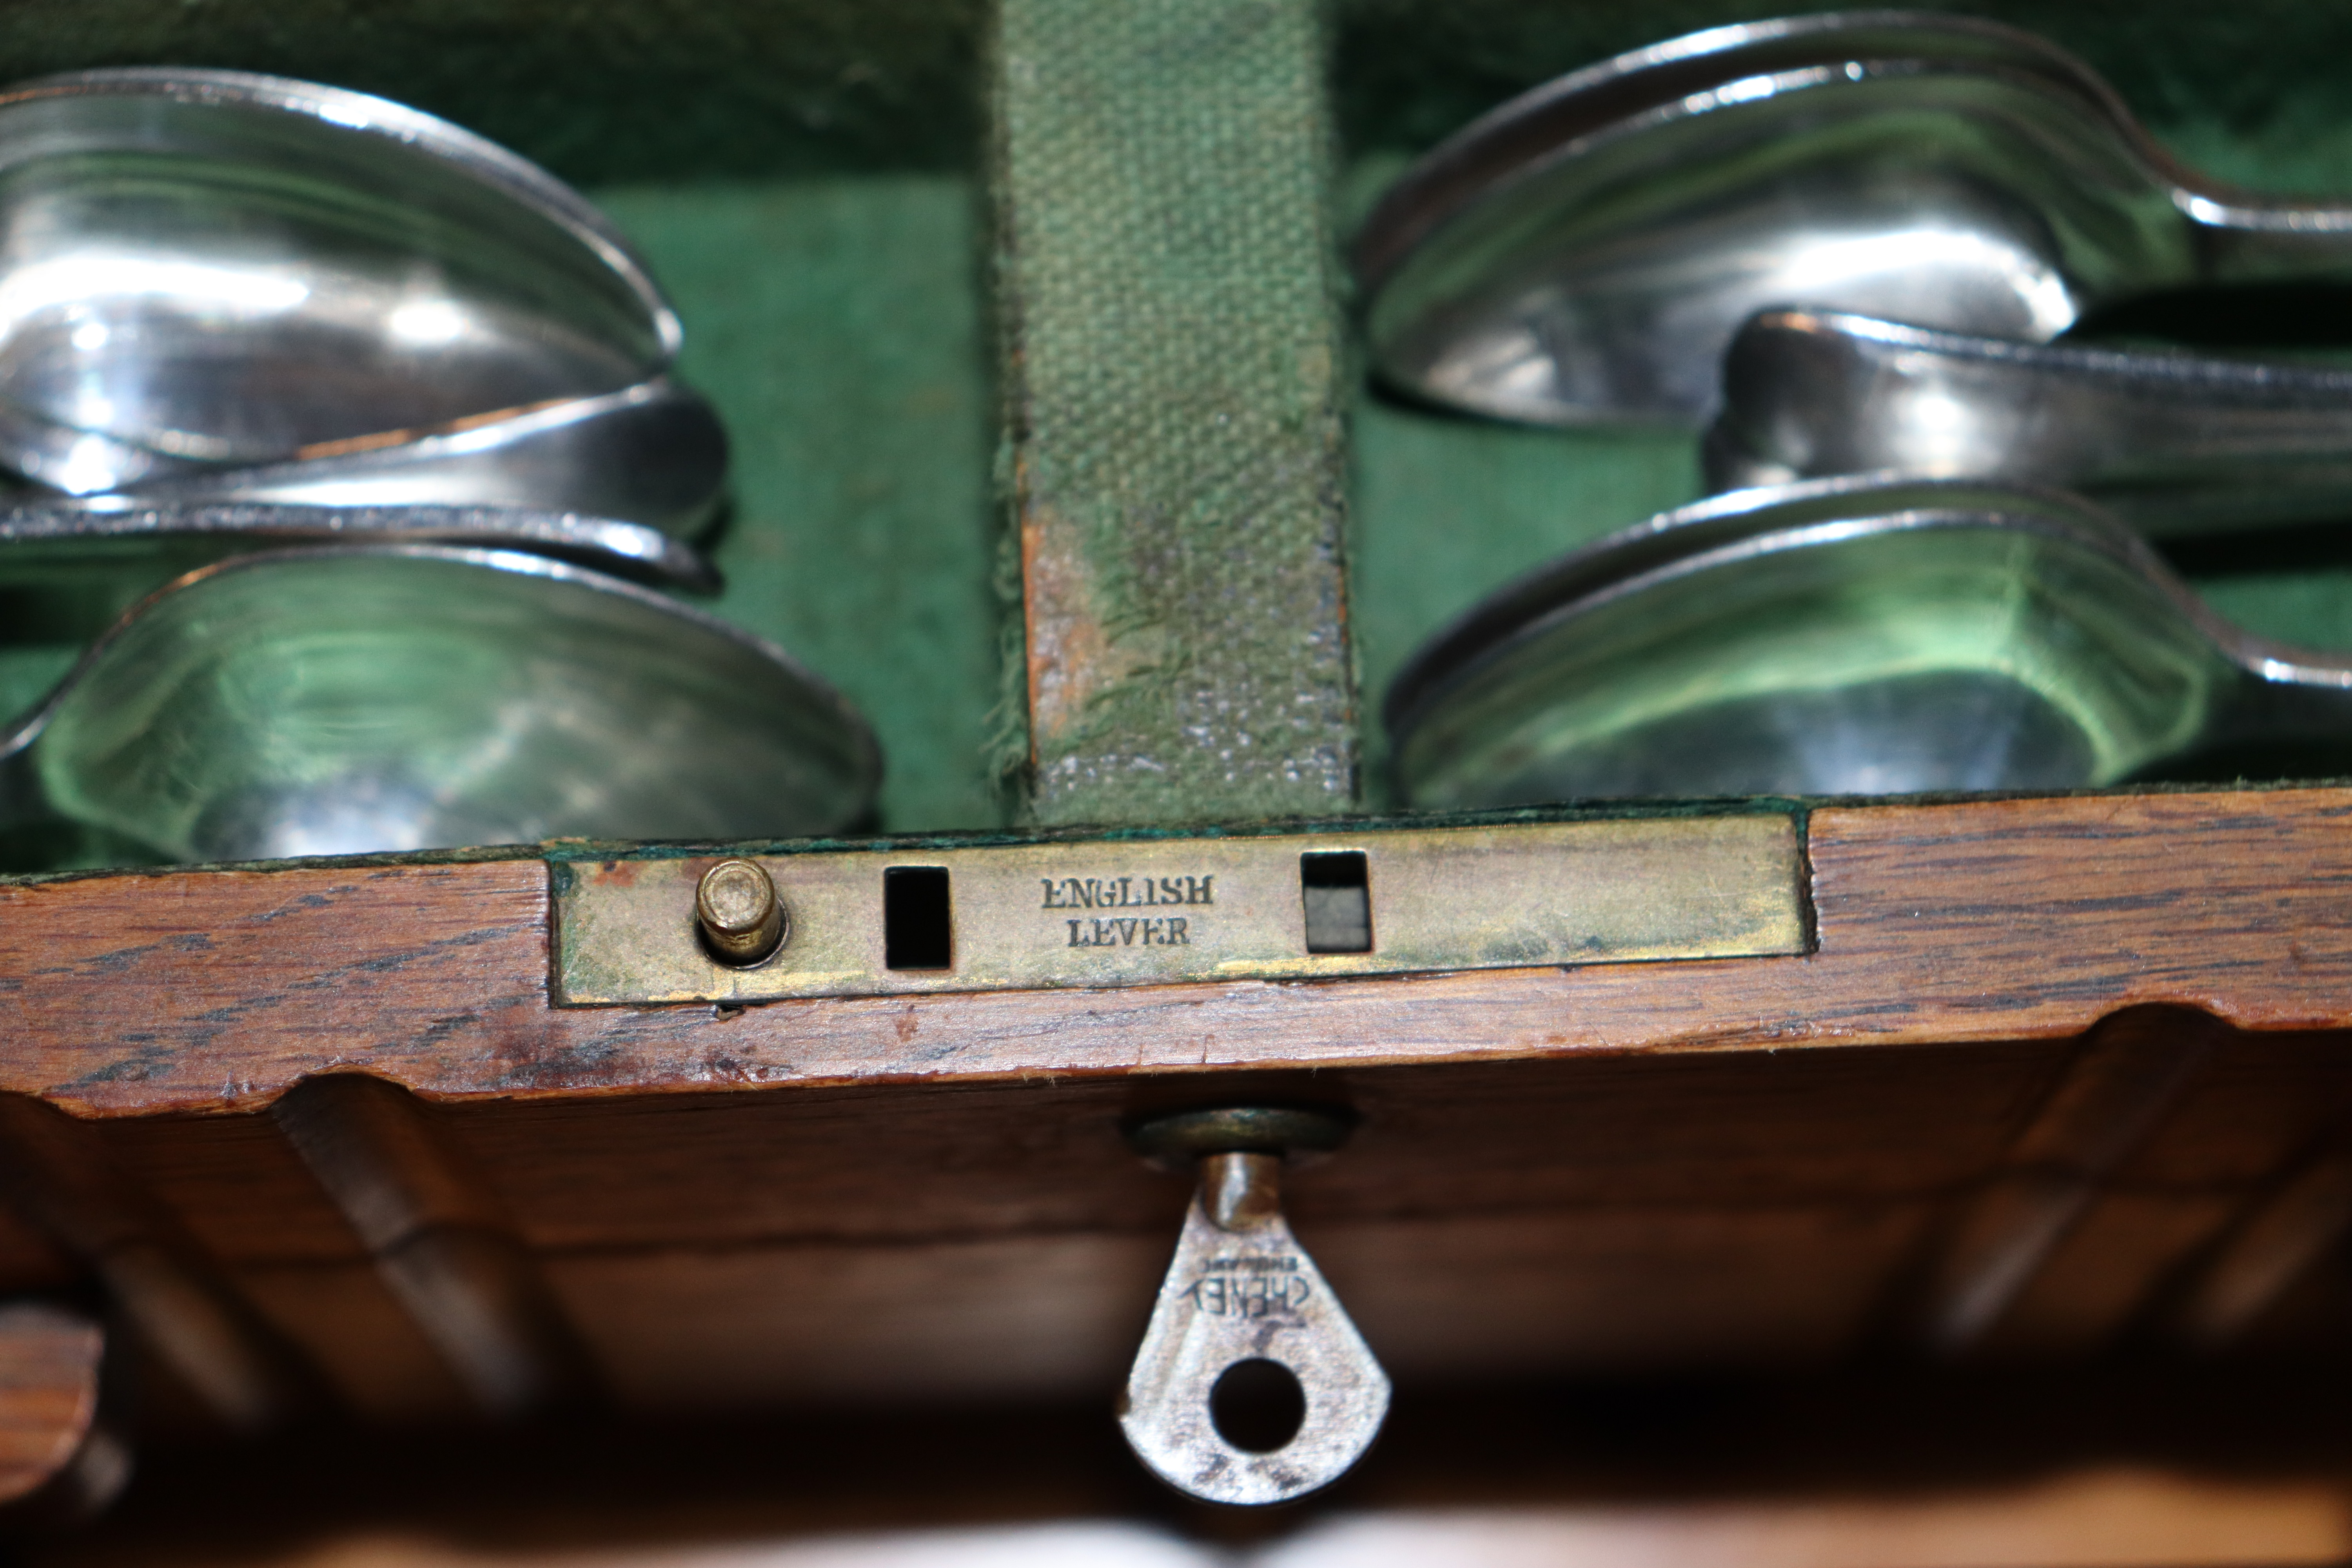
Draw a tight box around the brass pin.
[695,860,786,965]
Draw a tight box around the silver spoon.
[1706,310,2352,537]
[1386,476,2352,808]
[1354,11,2352,428]
[8,377,729,541]
[0,67,682,475]
[0,545,877,864]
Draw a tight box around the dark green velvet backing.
[1335,0,2352,177]
[0,0,980,182]
[595,178,999,834]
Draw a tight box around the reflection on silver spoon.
[0,546,876,864]
[1387,477,2352,808]
[11,376,730,541]
[1706,311,2352,536]
[1356,11,2352,428]
[0,67,682,474]
[0,499,718,651]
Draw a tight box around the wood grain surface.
[2,788,2350,1419]
[2,789,2348,1112]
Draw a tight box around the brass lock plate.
[549,813,1808,1006]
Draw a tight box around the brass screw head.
[695,859,787,965]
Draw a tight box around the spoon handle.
[1711,314,2352,535]
[2189,205,2352,290]
[2167,666,2352,782]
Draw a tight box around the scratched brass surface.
[550,814,1806,1005]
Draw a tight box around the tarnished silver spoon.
[1356,11,2352,428]
[1705,310,2352,536]
[0,499,718,630]
[0,545,876,864]
[9,377,730,542]
[1387,477,2352,808]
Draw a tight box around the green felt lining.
[592,176,1000,836]
[0,0,982,182]
[1334,0,2352,183]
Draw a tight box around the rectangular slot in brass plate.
[551,815,1808,1006]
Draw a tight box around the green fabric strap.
[992,0,1359,826]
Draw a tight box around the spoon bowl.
[1356,11,2352,428]
[1386,478,2352,808]
[0,545,875,864]
[0,68,680,474]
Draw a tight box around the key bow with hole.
[1117,1107,1390,1506]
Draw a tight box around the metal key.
[1118,1107,1390,1506]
